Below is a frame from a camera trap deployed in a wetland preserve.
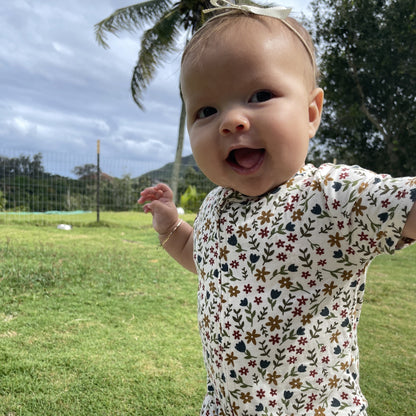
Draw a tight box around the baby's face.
[181,19,323,196]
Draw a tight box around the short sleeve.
[315,164,416,255]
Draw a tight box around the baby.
[139,2,416,415]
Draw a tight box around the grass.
[0,212,415,415]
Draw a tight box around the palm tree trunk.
[171,96,186,205]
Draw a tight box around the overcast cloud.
[0,0,311,177]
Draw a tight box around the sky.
[0,0,312,178]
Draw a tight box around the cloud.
[0,0,311,178]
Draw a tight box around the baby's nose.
[220,110,250,135]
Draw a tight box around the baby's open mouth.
[227,148,265,171]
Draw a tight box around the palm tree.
[95,0,212,203]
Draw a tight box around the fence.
[0,149,215,224]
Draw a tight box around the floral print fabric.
[193,164,416,416]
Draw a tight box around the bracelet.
[160,219,183,248]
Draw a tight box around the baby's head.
[180,7,324,196]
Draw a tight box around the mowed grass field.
[0,212,415,415]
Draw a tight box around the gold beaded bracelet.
[160,219,183,248]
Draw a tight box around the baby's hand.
[138,183,179,235]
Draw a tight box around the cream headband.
[203,0,315,70]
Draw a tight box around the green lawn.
[0,212,415,415]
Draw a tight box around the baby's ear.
[308,88,324,138]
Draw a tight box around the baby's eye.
[249,90,275,103]
[196,106,217,119]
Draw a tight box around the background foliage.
[310,0,416,176]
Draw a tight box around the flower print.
[204,219,212,230]
[239,253,247,261]
[268,399,277,407]
[323,174,334,186]
[266,371,281,385]
[226,225,234,234]
[311,180,322,191]
[289,377,302,389]
[288,356,297,364]
[248,360,256,368]
[239,367,249,375]
[269,334,280,344]
[332,200,341,210]
[278,276,291,289]
[225,352,238,365]
[256,389,266,399]
[381,198,390,208]
[277,252,288,261]
[270,388,277,396]
[233,330,241,340]
[309,369,318,378]
[254,297,262,305]
[243,284,252,294]
[298,337,308,346]
[266,315,283,331]
[259,227,269,238]
[328,375,340,388]
[240,391,253,404]
[302,271,311,279]
[285,202,295,212]
[276,239,285,248]
[327,232,345,248]
[258,210,274,224]
[257,286,265,293]
[396,190,408,199]
[358,182,369,193]
[308,393,317,402]
[341,392,349,400]
[219,246,230,260]
[297,296,307,306]
[255,267,270,282]
[340,361,350,371]
[245,329,261,345]
[229,285,240,297]
[314,406,326,416]
[291,209,304,221]
[351,197,367,216]
[346,246,355,255]
[353,397,361,406]
[301,313,313,325]
[230,401,240,414]
[230,260,239,269]
[323,281,338,296]
[236,223,251,238]
[316,247,325,255]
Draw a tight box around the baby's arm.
[138,183,196,274]
[402,202,416,240]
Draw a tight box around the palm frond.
[131,8,182,108]
[95,0,172,48]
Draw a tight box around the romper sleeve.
[316,164,416,256]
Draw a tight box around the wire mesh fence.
[0,149,215,224]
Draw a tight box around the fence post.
[97,140,100,222]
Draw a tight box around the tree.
[95,0,212,203]
[72,163,98,179]
[310,0,416,176]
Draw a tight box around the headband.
[203,0,315,70]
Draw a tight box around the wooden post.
[97,140,100,223]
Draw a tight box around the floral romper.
[193,164,415,416]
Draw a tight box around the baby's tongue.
[233,148,264,169]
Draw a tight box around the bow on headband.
[203,0,292,19]
[203,0,315,71]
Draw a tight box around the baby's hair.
[181,10,319,87]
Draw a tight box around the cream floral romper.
[193,164,415,416]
